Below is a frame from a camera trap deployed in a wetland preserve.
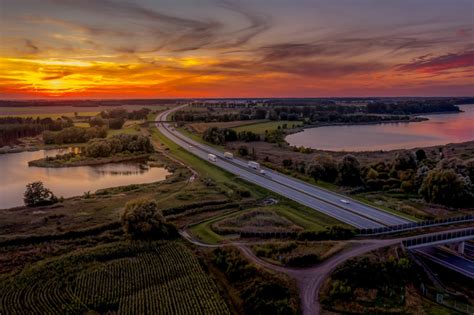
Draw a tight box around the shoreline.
[0,143,84,155]
[28,153,151,168]
[283,116,429,138]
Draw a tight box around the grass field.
[233,120,301,134]
[188,120,266,133]
[74,122,90,128]
[190,203,344,244]
[107,126,141,137]
[0,241,230,314]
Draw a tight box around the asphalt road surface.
[156,106,412,229]
[416,246,474,279]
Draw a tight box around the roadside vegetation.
[211,246,300,314]
[250,240,350,267]
[319,245,473,314]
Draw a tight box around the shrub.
[264,129,285,143]
[419,169,473,207]
[24,181,58,207]
[393,151,417,171]
[108,118,125,130]
[308,154,338,183]
[89,116,106,127]
[284,253,320,267]
[238,130,260,142]
[298,226,355,241]
[338,155,362,186]
[121,198,177,240]
[238,145,249,156]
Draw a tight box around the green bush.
[121,198,178,240]
[24,181,58,207]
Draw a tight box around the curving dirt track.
[180,228,471,315]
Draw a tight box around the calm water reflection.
[286,105,474,152]
[0,149,170,209]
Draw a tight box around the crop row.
[0,242,229,314]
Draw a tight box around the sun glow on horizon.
[1,0,473,99]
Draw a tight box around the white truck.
[224,152,233,159]
[248,161,260,170]
[208,154,217,162]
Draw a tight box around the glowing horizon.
[1,0,473,99]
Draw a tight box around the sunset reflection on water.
[286,105,474,152]
[0,149,170,209]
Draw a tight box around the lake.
[0,149,170,209]
[285,105,474,152]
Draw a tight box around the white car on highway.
[340,199,350,204]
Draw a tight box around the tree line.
[0,117,73,146]
[43,126,107,145]
[202,127,260,145]
[279,150,473,210]
[367,101,460,114]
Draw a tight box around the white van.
[208,154,217,162]
[248,161,260,170]
[224,152,233,159]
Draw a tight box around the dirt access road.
[180,228,472,315]
[180,230,399,314]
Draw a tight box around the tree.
[393,151,417,171]
[415,149,427,162]
[313,154,338,182]
[419,169,473,207]
[24,181,58,207]
[238,145,249,156]
[338,155,362,186]
[89,116,106,127]
[108,117,125,129]
[264,130,284,143]
[307,162,325,182]
[465,158,474,183]
[121,198,177,239]
[202,127,226,145]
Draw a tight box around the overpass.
[402,228,474,249]
[402,228,474,279]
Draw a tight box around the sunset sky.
[0,0,473,99]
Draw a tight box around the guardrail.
[358,215,474,236]
[403,228,474,249]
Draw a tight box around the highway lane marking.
[156,112,393,229]
[159,123,376,228]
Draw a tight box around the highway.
[465,242,474,258]
[155,106,412,229]
[416,246,474,279]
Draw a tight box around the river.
[0,149,170,209]
[285,104,474,152]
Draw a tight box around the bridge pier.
[457,241,465,254]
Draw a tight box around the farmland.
[0,241,230,314]
[188,120,266,134]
